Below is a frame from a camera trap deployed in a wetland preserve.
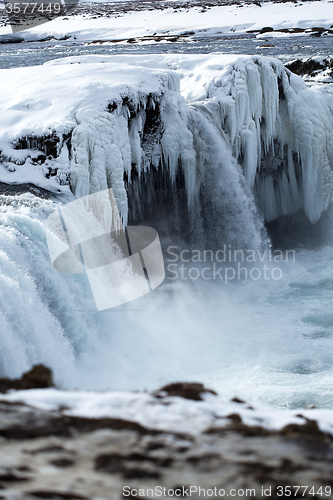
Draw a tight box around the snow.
[0,53,333,227]
[2,387,333,436]
[0,0,332,43]
[0,58,168,201]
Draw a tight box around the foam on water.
[79,241,333,410]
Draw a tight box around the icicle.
[65,55,333,231]
[71,105,130,226]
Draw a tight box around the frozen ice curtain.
[45,188,165,310]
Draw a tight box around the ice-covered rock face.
[0,54,332,243]
[285,56,333,84]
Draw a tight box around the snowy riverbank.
[3,383,333,436]
[1,377,333,499]
[0,0,332,44]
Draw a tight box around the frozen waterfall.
[0,54,333,238]
[1,55,333,393]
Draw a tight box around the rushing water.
[2,189,333,409]
[0,35,333,410]
[0,34,332,69]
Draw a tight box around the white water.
[1,190,333,410]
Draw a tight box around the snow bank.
[0,0,332,43]
[0,54,333,228]
[0,58,173,221]
[2,387,333,437]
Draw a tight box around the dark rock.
[107,101,118,112]
[28,491,87,499]
[0,408,162,440]
[205,423,270,437]
[0,364,54,393]
[25,445,66,455]
[21,364,54,390]
[0,378,17,394]
[226,413,242,423]
[95,452,172,473]
[280,419,328,441]
[145,442,165,451]
[155,382,217,401]
[285,57,330,77]
[231,397,245,403]
[95,453,161,478]
[0,470,29,482]
[49,458,75,468]
[260,26,274,33]
[14,133,61,158]
[0,183,55,198]
[0,36,24,44]
[186,453,220,464]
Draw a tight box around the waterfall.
[0,54,333,392]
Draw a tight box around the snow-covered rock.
[1,386,333,500]
[286,56,333,83]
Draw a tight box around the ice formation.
[0,54,333,238]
